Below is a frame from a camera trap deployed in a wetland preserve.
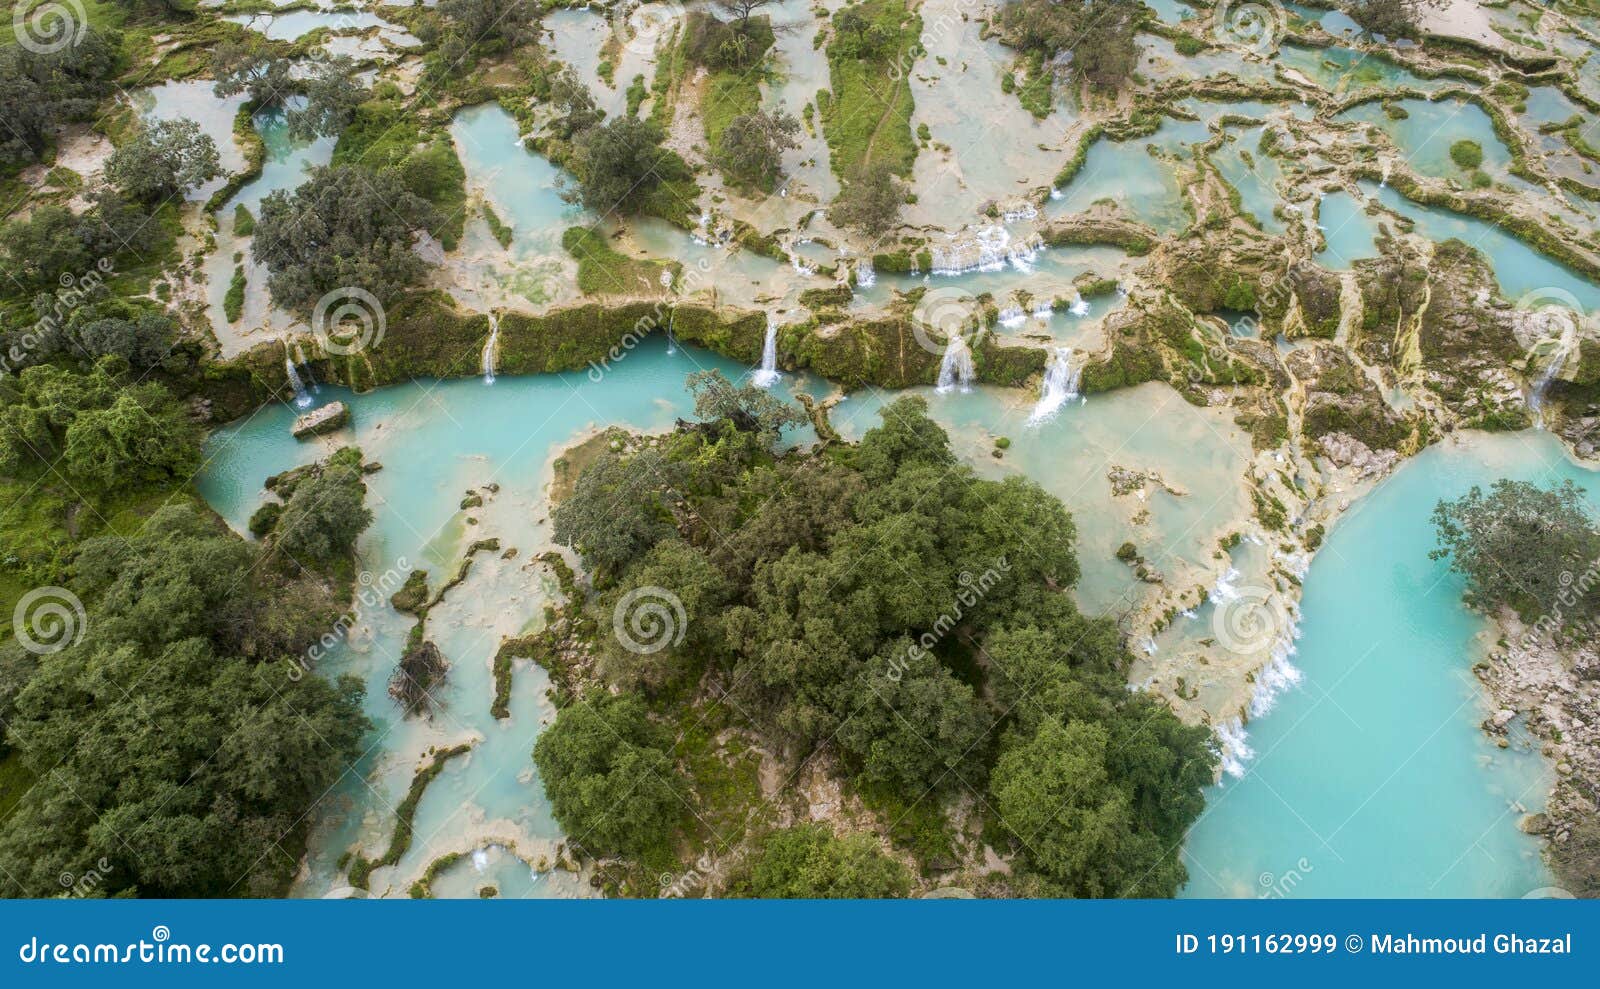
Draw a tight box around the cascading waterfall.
[481,313,500,384]
[1068,291,1090,317]
[665,312,677,355]
[1031,299,1053,321]
[998,305,1026,328]
[752,317,780,388]
[292,343,319,394]
[855,258,876,289]
[935,334,975,394]
[930,225,1043,276]
[1026,347,1082,425]
[284,358,313,409]
[1527,308,1581,418]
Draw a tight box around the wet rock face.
[291,400,349,439]
[1287,345,1410,452]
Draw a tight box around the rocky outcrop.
[291,401,349,439]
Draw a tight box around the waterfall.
[998,305,1026,328]
[1026,348,1081,426]
[855,258,876,288]
[1068,292,1090,317]
[292,343,319,394]
[935,335,974,394]
[752,318,780,388]
[666,312,676,355]
[284,358,312,409]
[1528,307,1581,417]
[1031,299,1053,321]
[481,313,499,384]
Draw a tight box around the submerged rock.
[291,401,349,439]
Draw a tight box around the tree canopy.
[540,382,1216,895]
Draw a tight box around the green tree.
[990,718,1177,896]
[1431,479,1600,625]
[686,368,807,440]
[828,162,903,236]
[105,118,221,203]
[552,448,676,574]
[716,108,800,190]
[0,504,370,897]
[735,824,911,897]
[569,117,670,214]
[531,694,684,858]
[252,165,436,311]
[271,463,373,566]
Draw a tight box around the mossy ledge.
[346,742,474,890]
[203,293,1050,418]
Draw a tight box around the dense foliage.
[0,504,371,897]
[999,0,1142,93]
[732,824,911,898]
[538,378,1216,895]
[1431,479,1600,627]
[252,165,437,311]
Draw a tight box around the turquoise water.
[225,10,397,42]
[197,341,765,897]
[196,343,1568,898]
[1523,86,1582,128]
[1182,431,1572,898]
[1370,183,1600,310]
[1314,191,1382,268]
[451,103,585,262]
[1339,99,1511,180]
[1278,44,1441,94]
[1214,125,1287,233]
[1050,119,1210,231]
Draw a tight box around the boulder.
[291,401,349,439]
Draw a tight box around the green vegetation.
[1449,138,1484,170]
[0,499,371,896]
[1431,479,1600,628]
[999,0,1142,95]
[224,264,246,323]
[729,824,910,897]
[561,227,678,296]
[821,0,921,181]
[534,379,1215,894]
[253,164,437,313]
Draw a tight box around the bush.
[1450,139,1484,170]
